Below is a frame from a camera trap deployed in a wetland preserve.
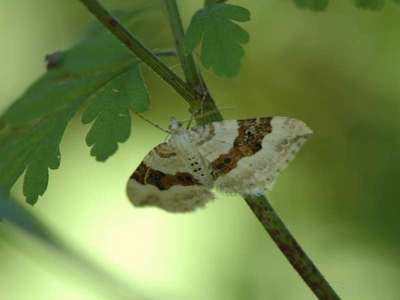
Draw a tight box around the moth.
[126,116,312,212]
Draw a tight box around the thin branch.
[163,3,340,298]
[244,194,341,300]
[164,0,202,90]
[164,0,223,125]
[79,1,341,299]
[78,0,197,105]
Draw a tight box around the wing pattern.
[127,116,312,212]
[192,117,312,194]
[127,143,214,212]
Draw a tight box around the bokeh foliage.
[1,0,400,300]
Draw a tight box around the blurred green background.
[1,0,400,299]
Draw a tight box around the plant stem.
[79,0,196,105]
[163,4,340,298]
[79,1,341,299]
[164,0,223,125]
[244,194,340,300]
[164,0,202,90]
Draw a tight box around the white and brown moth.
[126,117,312,212]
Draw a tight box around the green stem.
[164,0,223,125]
[164,3,340,297]
[164,0,202,90]
[79,1,341,299]
[79,0,196,105]
[244,194,340,300]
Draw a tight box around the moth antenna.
[186,109,196,129]
[134,112,170,133]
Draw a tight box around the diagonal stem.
[79,1,341,299]
[164,3,340,299]
[79,0,197,105]
[244,194,340,300]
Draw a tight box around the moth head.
[169,117,183,132]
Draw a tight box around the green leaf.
[0,106,76,204]
[82,66,149,161]
[184,3,250,77]
[353,0,385,10]
[1,31,136,126]
[293,0,329,11]
[0,15,150,203]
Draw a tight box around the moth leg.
[186,90,208,129]
[186,111,195,129]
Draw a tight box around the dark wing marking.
[127,142,215,212]
[210,118,272,178]
[130,162,199,191]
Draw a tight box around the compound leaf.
[184,3,250,77]
[0,14,150,203]
[0,106,77,204]
[82,65,149,161]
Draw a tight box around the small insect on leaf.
[45,51,65,70]
[184,3,250,77]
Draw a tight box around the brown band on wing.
[130,162,200,190]
[211,118,272,177]
[153,143,177,158]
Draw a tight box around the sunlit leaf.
[1,31,136,126]
[184,3,250,77]
[82,66,149,161]
[0,15,150,203]
[0,105,77,204]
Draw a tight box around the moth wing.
[126,142,214,212]
[190,117,312,195]
[190,119,240,162]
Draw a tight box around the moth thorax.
[170,131,213,187]
[168,117,183,133]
